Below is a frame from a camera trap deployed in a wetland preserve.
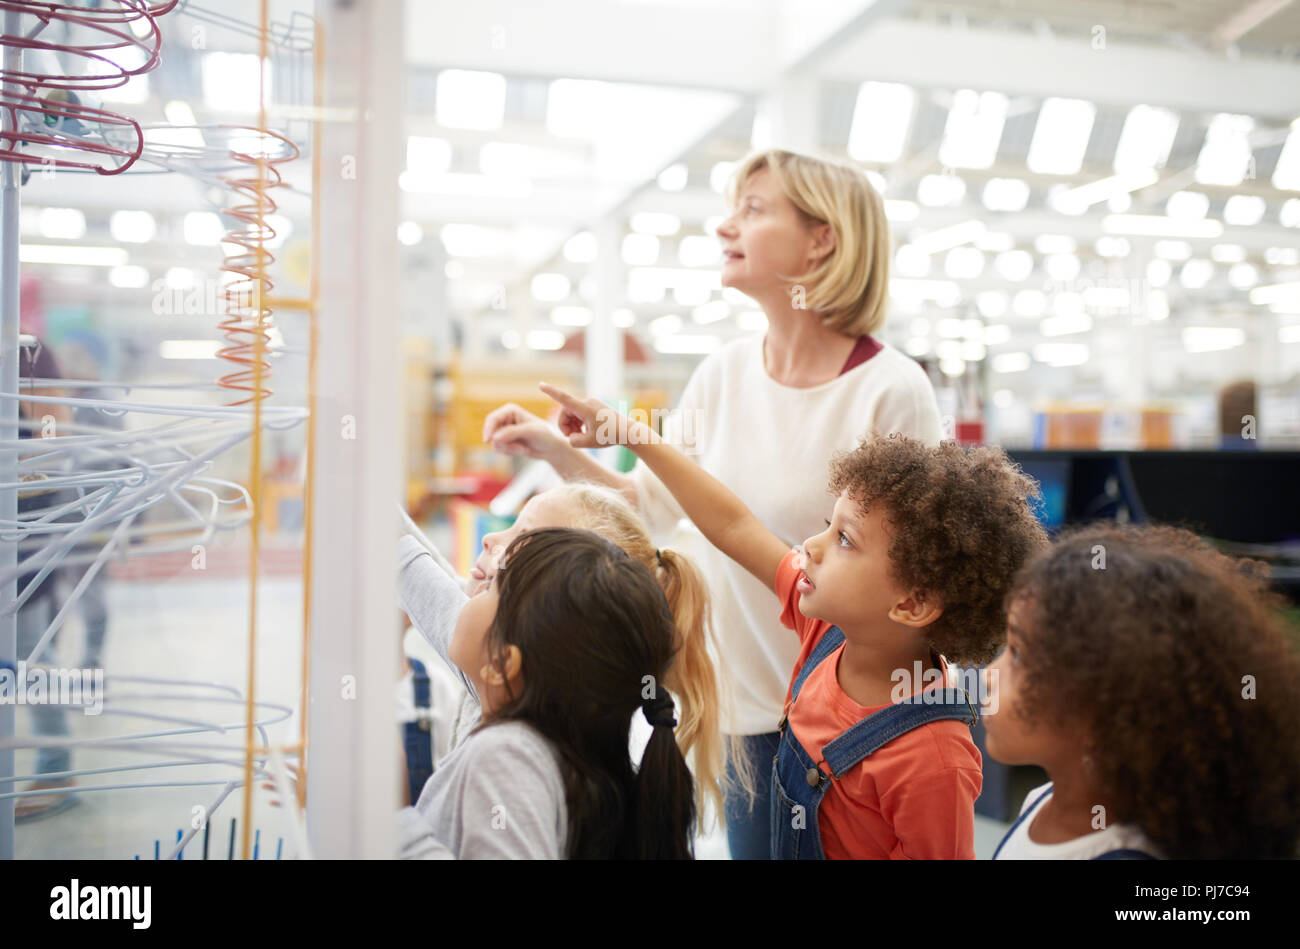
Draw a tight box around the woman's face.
[714,167,833,305]
[470,491,573,595]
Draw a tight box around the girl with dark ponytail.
[398,526,696,859]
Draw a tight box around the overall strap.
[991,784,1055,860]
[789,626,846,702]
[820,689,979,779]
[1094,849,1157,860]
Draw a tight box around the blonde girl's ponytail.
[546,482,746,827]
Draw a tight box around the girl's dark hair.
[1008,523,1300,859]
[482,527,695,859]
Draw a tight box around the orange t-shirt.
[775,549,982,860]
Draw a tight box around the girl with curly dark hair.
[986,523,1300,860]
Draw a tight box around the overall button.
[806,767,821,787]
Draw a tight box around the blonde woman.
[483,149,942,858]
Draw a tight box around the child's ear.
[889,591,943,629]
[480,645,523,687]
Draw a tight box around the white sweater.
[629,334,942,735]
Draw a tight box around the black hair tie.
[655,548,663,567]
[641,688,676,729]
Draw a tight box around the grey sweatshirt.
[395,533,569,859]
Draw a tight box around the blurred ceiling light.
[621,233,660,266]
[1210,243,1246,263]
[38,207,85,240]
[977,291,1009,318]
[913,219,984,254]
[501,330,520,350]
[649,314,683,336]
[895,244,931,277]
[1094,236,1130,258]
[438,69,506,130]
[905,337,931,357]
[1027,98,1096,175]
[736,310,767,331]
[551,305,591,326]
[531,273,571,302]
[1114,104,1179,176]
[1273,122,1300,191]
[1280,324,1300,343]
[1107,191,1133,213]
[100,74,149,104]
[480,142,586,180]
[1033,234,1076,255]
[1013,289,1047,316]
[944,246,985,279]
[1223,194,1265,226]
[864,170,888,195]
[1148,289,1169,320]
[1182,326,1245,352]
[525,330,566,351]
[890,278,962,307]
[996,249,1034,281]
[1250,281,1300,308]
[1265,247,1300,265]
[993,352,1031,373]
[159,99,205,148]
[657,163,688,192]
[202,52,268,113]
[1228,262,1259,289]
[164,266,196,289]
[1103,215,1223,238]
[1195,113,1254,186]
[440,222,508,257]
[1179,259,1214,289]
[564,232,598,263]
[183,211,224,246]
[1044,253,1081,281]
[613,308,636,327]
[1280,198,1300,227]
[678,235,721,267]
[884,199,919,221]
[397,221,424,246]
[936,317,965,338]
[672,284,712,306]
[630,212,681,236]
[916,173,965,207]
[1166,190,1210,221]
[849,81,915,163]
[982,178,1030,212]
[407,136,452,174]
[939,89,1008,170]
[1053,169,1158,213]
[710,161,737,194]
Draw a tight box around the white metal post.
[305,0,403,858]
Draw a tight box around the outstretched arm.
[539,382,788,594]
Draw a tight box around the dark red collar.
[839,335,882,376]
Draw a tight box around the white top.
[630,334,942,735]
[993,782,1160,860]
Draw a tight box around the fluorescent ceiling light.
[1228,263,1259,289]
[655,335,722,355]
[1210,243,1245,263]
[438,70,506,131]
[397,221,423,246]
[917,174,966,207]
[1223,194,1265,226]
[849,81,915,163]
[678,235,720,267]
[1154,240,1192,260]
[657,163,688,192]
[406,136,452,174]
[551,306,591,326]
[1114,105,1179,176]
[630,212,681,236]
[1273,124,1300,191]
[564,232,598,263]
[1102,215,1223,238]
[977,293,1008,319]
[1033,342,1089,366]
[525,330,566,351]
[1013,289,1047,316]
[182,210,223,245]
[692,300,730,324]
[202,52,268,113]
[480,142,585,180]
[993,352,1030,373]
[939,90,1008,170]
[982,178,1030,212]
[913,219,985,254]
[109,264,149,288]
[710,161,736,194]
[996,250,1034,282]
[1179,260,1214,289]
[1195,113,1254,186]
[440,223,508,257]
[1027,98,1096,175]
[1052,169,1158,212]
[1250,282,1300,308]
[884,199,919,221]
[1280,199,1300,228]
[531,273,571,302]
[38,208,86,240]
[399,171,532,198]
[621,234,660,266]
[1034,234,1076,255]
[110,210,155,244]
[895,245,931,278]
[944,247,985,279]
[20,244,128,266]
[1166,191,1210,221]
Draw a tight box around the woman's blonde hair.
[728,148,891,337]
[544,481,747,828]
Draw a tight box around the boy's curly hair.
[1008,523,1300,859]
[827,434,1049,663]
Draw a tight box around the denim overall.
[771,626,979,860]
[991,784,1157,860]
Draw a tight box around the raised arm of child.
[539,382,789,594]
